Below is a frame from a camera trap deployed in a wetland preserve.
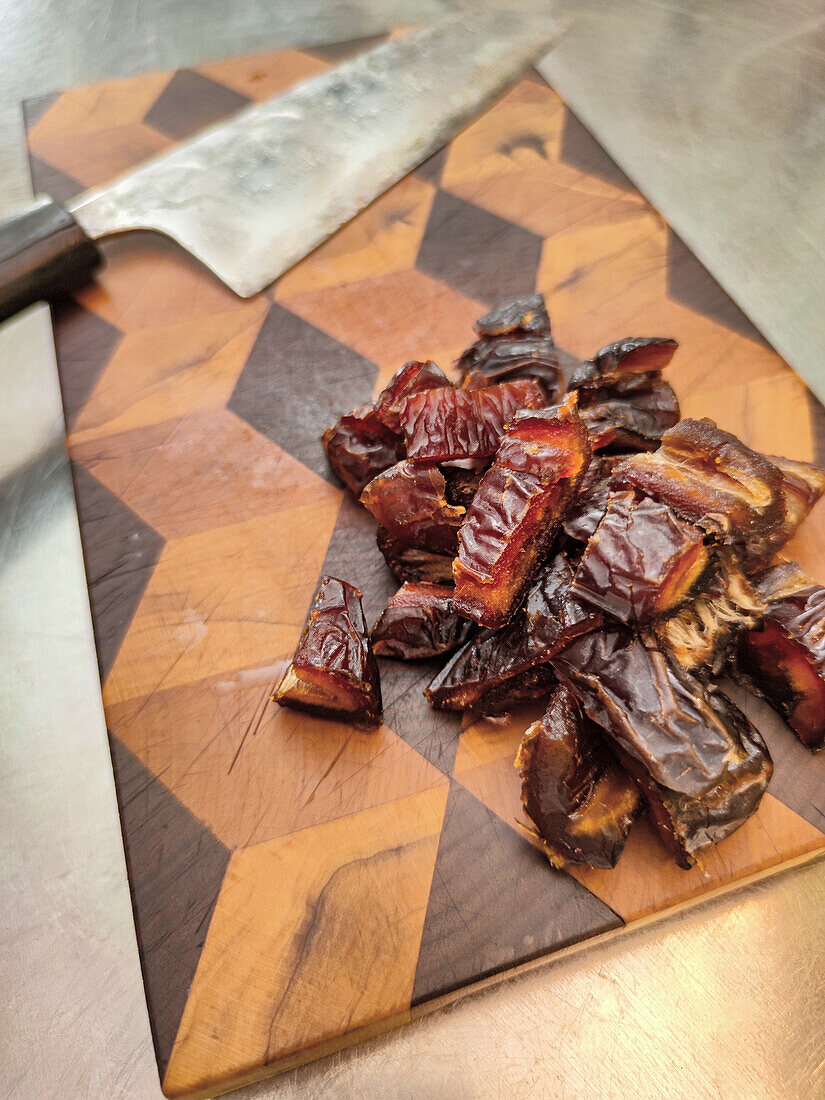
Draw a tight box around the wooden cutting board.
[24,34,825,1100]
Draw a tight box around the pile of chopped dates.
[275,294,825,872]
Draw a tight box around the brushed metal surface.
[2,2,825,1099]
[538,0,825,407]
[70,12,556,297]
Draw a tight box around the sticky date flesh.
[453,399,592,627]
[361,461,464,553]
[572,491,710,624]
[737,564,825,749]
[275,576,382,727]
[370,583,475,660]
[516,685,641,868]
[373,360,450,434]
[322,408,402,495]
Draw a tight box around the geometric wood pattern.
[25,36,825,1100]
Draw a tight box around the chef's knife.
[0,10,557,323]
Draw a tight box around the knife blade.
[0,10,557,322]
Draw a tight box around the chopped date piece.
[373,360,451,434]
[569,336,678,391]
[618,691,771,869]
[579,373,680,453]
[400,379,545,463]
[736,563,825,750]
[552,628,752,796]
[274,576,382,727]
[455,296,564,394]
[376,526,455,585]
[370,582,475,660]
[572,491,710,624]
[453,397,592,627]
[473,294,552,337]
[361,462,464,554]
[747,454,825,563]
[516,685,641,869]
[612,418,786,550]
[562,456,617,543]
[426,554,602,713]
[655,551,765,674]
[322,407,402,495]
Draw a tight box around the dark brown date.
[516,685,641,869]
[569,336,678,391]
[440,463,487,508]
[455,295,564,395]
[612,418,786,550]
[572,491,710,624]
[376,526,455,585]
[373,359,451,434]
[452,397,592,627]
[617,691,772,868]
[655,551,765,674]
[426,554,602,712]
[370,582,476,660]
[322,407,402,495]
[562,456,617,543]
[579,373,680,452]
[552,628,752,796]
[736,562,825,749]
[473,293,552,337]
[361,461,464,553]
[747,453,825,564]
[274,575,382,727]
[400,378,545,463]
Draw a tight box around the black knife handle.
[0,196,101,323]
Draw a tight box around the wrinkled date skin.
[361,461,465,554]
[455,294,565,395]
[562,456,617,543]
[579,374,680,453]
[552,628,749,796]
[274,575,382,727]
[370,582,476,660]
[426,554,602,712]
[617,692,772,868]
[572,491,710,624]
[373,359,451,434]
[612,418,786,555]
[569,336,678,391]
[376,526,455,585]
[516,684,641,869]
[749,454,825,563]
[400,379,545,463]
[322,408,403,495]
[655,551,765,675]
[453,399,592,627]
[737,562,825,749]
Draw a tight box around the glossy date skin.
[400,378,545,463]
[569,336,678,391]
[516,685,641,869]
[612,418,786,553]
[562,456,616,543]
[373,359,451,434]
[579,374,680,453]
[552,628,751,796]
[455,294,564,395]
[322,407,402,495]
[370,582,476,660]
[426,554,602,713]
[655,551,765,675]
[572,491,710,624]
[361,461,465,554]
[453,398,592,627]
[617,691,772,868]
[737,563,825,749]
[375,526,455,586]
[274,576,382,727]
[748,454,825,564]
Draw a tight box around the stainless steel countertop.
[1,3,824,1098]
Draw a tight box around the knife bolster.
[0,196,101,323]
